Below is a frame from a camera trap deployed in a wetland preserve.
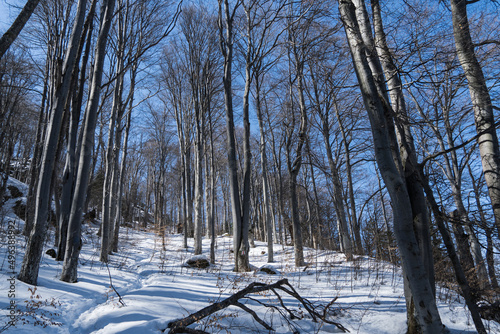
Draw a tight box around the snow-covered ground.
[0,178,498,333]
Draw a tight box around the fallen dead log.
[164,278,348,333]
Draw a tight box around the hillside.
[0,178,499,333]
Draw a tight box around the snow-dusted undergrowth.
[0,179,498,333]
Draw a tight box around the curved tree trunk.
[370,0,436,330]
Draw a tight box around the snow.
[0,178,499,333]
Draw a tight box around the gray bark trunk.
[23,58,48,237]
[338,1,445,332]
[450,0,500,236]
[255,76,274,263]
[58,2,95,261]
[18,0,88,285]
[208,111,216,264]
[0,0,41,60]
[218,0,250,272]
[370,0,436,328]
[193,106,204,255]
[101,11,126,261]
[286,25,307,266]
[60,0,116,283]
[334,105,363,254]
[311,70,353,259]
[421,176,486,333]
[112,59,137,253]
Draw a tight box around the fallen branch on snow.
[164,278,348,333]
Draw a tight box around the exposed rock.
[12,200,26,220]
[258,264,280,275]
[46,249,57,258]
[8,185,23,198]
[183,255,210,269]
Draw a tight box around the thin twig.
[106,262,125,307]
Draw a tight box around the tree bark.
[101,16,126,261]
[338,1,445,332]
[419,173,486,333]
[450,0,500,237]
[0,0,41,60]
[218,0,250,272]
[60,0,116,283]
[18,0,88,285]
[58,1,96,261]
[310,69,353,259]
[370,0,437,329]
[286,20,307,266]
[255,76,274,262]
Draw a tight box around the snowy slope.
[0,179,498,333]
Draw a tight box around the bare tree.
[160,39,195,248]
[218,0,252,272]
[178,5,219,255]
[240,0,286,263]
[18,0,88,286]
[450,0,500,237]
[61,0,117,283]
[307,38,354,259]
[338,0,446,332]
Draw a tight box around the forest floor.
[0,176,499,333]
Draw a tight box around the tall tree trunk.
[287,63,307,267]
[111,110,130,253]
[193,102,204,255]
[0,0,41,60]
[101,11,126,261]
[58,2,96,261]
[60,0,116,283]
[255,76,274,263]
[218,0,250,272]
[370,1,436,329]
[172,86,190,248]
[420,174,486,333]
[338,1,445,332]
[334,104,363,254]
[111,58,137,253]
[208,110,216,264]
[109,111,124,252]
[185,149,193,238]
[450,0,500,236]
[23,58,48,237]
[311,69,353,259]
[18,0,88,286]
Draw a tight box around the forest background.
[0,0,499,333]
